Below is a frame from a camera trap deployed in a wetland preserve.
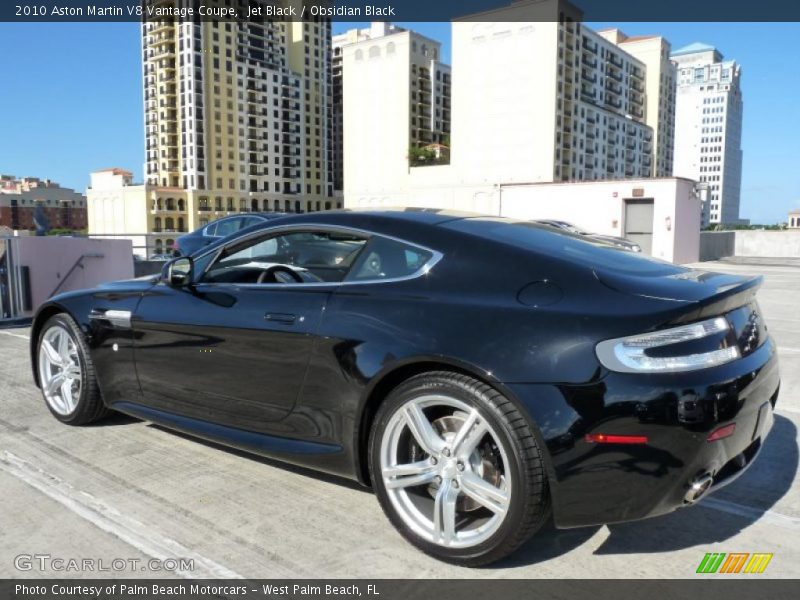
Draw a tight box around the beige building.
[597,29,676,178]
[335,22,451,193]
[789,209,800,229]
[87,168,170,256]
[141,0,337,237]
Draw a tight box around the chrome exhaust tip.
[684,474,714,504]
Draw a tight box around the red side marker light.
[707,423,736,442]
[584,433,649,445]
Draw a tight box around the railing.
[49,253,104,299]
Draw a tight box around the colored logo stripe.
[697,553,726,573]
[744,553,773,574]
[696,553,773,574]
[720,553,749,573]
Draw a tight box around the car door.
[131,226,368,436]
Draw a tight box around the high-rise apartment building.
[671,43,743,226]
[451,16,654,184]
[597,29,676,177]
[343,1,659,206]
[141,0,336,235]
[336,22,451,193]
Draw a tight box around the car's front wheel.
[369,372,550,566]
[37,313,108,425]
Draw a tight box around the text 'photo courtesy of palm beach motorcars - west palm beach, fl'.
[2,0,799,587]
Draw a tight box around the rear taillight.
[596,316,740,374]
[707,423,736,442]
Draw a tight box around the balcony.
[150,22,174,36]
[152,47,175,60]
[605,79,622,95]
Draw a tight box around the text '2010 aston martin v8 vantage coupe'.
[30,209,779,566]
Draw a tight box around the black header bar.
[2,0,799,23]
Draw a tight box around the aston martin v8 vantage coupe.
[30,209,779,565]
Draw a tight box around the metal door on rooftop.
[624,199,654,255]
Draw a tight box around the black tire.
[36,313,109,425]
[368,371,550,566]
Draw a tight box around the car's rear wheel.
[37,313,108,425]
[369,372,550,566]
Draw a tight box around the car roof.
[218,212,283,221]
[326,207,483,225]
[191,208,483,256]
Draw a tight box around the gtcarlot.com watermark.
[14,553,194,573]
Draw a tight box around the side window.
[204,222,218,237]
[202,229,368,285]
[214,217,242,238]
[243,216,264,228]
[346,236,435,282]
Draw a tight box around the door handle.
[265,312,296,324]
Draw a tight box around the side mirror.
[164,256,193,287]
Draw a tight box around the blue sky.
[0,21,797,223]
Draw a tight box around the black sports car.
[30,209,779,566]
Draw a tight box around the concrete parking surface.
[1,259,798,579]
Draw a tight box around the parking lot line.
[0,451,244,579]
[700,497,800,530]
[0,330,29,340]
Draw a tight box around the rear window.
[215,217,242,237]
[443,218,684,276]
[346,236,434,282]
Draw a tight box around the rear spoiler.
[595,266,763,324]
[671,275,763,325]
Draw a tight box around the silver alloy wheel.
[379,395,512,548]
[38,324,82,416]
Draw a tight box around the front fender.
[29,288,147,405]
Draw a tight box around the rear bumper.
[507,337,780,528]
